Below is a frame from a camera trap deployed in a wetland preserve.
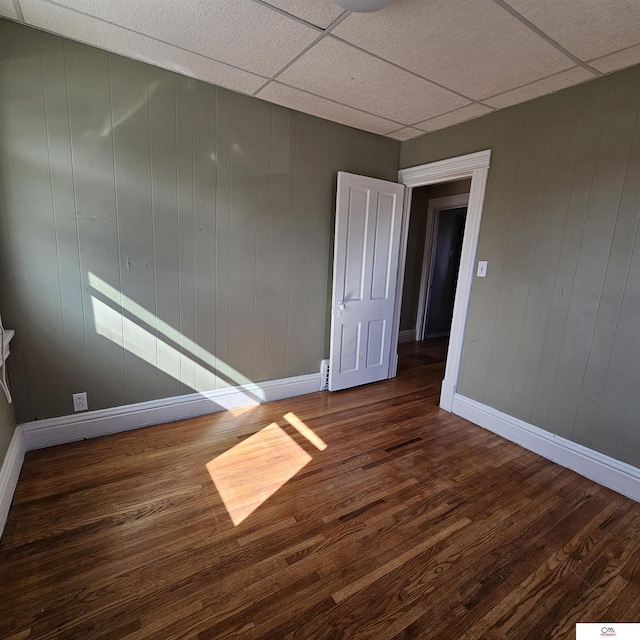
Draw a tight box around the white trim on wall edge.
[395,149,491,408]
[0,426,26,538]
[398,329,416,343]
[453,394,640,503]
[22,372,322,450]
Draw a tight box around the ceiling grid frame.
[1,0,640,139]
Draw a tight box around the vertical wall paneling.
[529,84,610,428]
[21,27,68,420]
[572,73,640,451]
[546,76,639,438]
[229,93,258,384]
[508,90,583,422]
[110,54,157,405]
[401,65,640,468]
[149,66,181,400]
[456,108,524,400]
[252,101,272,383]
[0,19,400,423]
[0,25,39,421]
[175,75,196,395]
[66,41,126,411]
[214,88,232,389]
[306,119,337,374]
[597,219,640,461]
[193,81,217,392]
[287,113,318,377]
[265,107,294,380]
[482,100,553,411]
[40,31,88,410]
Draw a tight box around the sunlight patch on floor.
[206,422,312,525]
[284,412,327,451]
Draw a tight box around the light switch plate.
[477,260,488,277]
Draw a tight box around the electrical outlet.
[73,392,88,412]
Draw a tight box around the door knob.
[338,302,346,311]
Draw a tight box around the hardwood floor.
[1,339,638,639]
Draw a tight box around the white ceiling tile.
[32,0,318,77]
[332,0,574,100]
[259,0,345,29]
[386,127,425,141]
[11,0,640,140]
[484,67,597,110]
[504,0,640,61]
[19,0,267,94]
[257,81,400,135]
[278,36,469,125]
[414,104,494,132]
[590,45,640,74]
[0,1,20,20]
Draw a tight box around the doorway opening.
[391,150,492,412]
[399,180,470,347]
[397,181,470,387]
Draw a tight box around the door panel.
[344,188,369,301]
[329,172,405,391]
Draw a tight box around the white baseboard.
[22,372,322,450]
[0,426,26,538]
[452,394,640,503]
[398,329,416,343]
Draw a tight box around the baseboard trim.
[0,426,26,538]
[22,373,322,450]
[398,329,416,344]
[452,394,640,503]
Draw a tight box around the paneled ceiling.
[2,0,640,140]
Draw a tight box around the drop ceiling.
[2,0,640,140]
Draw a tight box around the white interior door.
[329,172,405,391]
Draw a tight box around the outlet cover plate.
[73,392,88,412]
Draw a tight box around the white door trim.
[392,150,492,411]
[415,193,470,341]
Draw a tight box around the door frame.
[415,193,470,341]
[390,149,492,412]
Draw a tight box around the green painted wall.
[0,391,15,463]
[402,65,640,468]
[0,20,400,423]
[399,187,429,333]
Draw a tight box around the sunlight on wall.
[89,272,253,387]
[89,272,260,410]
[206,422,312,526]
[85,80,160,138]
